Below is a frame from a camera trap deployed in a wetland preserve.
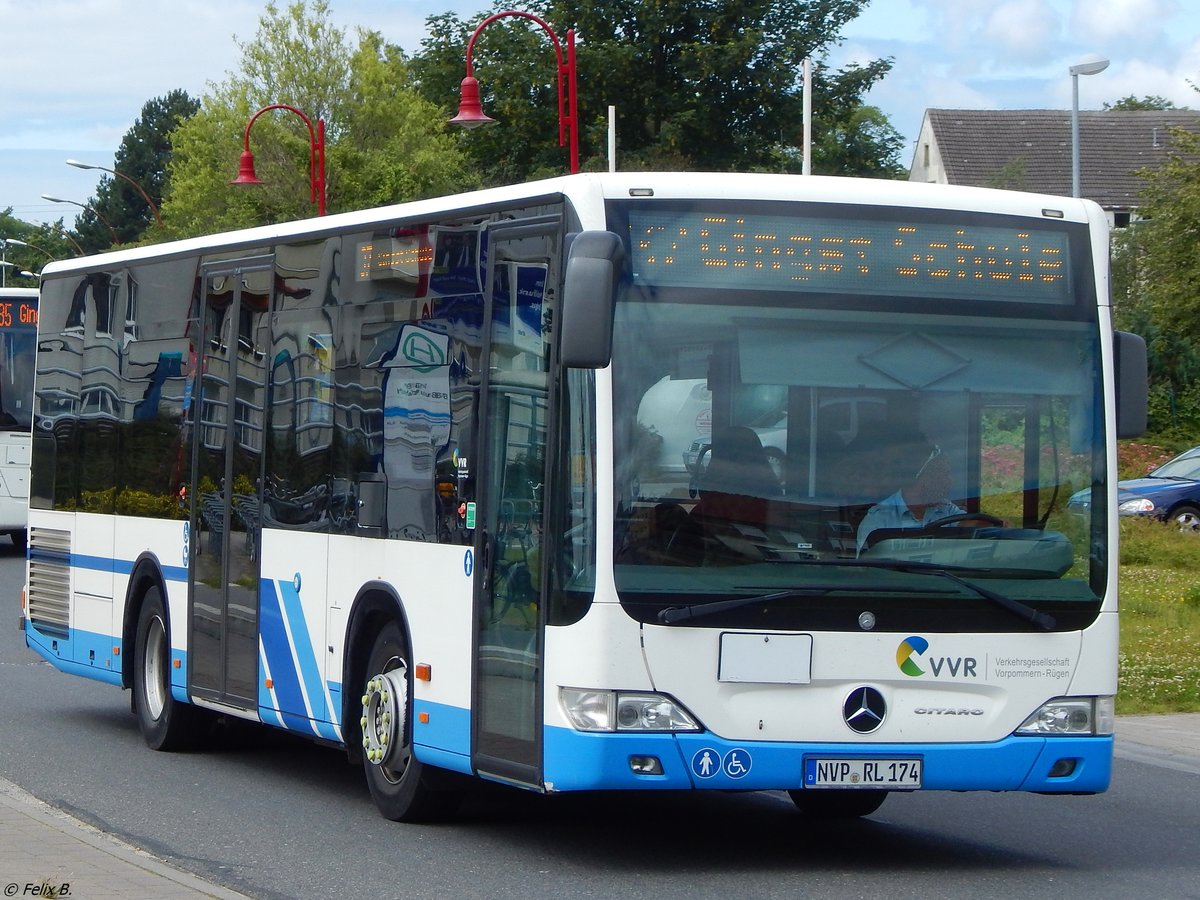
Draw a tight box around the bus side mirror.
[1115,330,1147,439]
[560,231,623,369]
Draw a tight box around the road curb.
[0,777,248,899]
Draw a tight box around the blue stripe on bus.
[258,579,315,735]
[36,552,189,583]
[542,726,1113,793]
[277,576,328,724]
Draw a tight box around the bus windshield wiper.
[656,583,955,625]
[656,560,1056,631]
[849,559,1056,631]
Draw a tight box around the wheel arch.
[121,554,172,692]
[342,581,411,763]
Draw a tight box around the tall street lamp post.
[231,104,327,216]
[1070,54,1110,198]
[0,238,44,287]
[3,237,55,262]
[449,10,580,174]
[41,195,120,244]
[66,159,164,227]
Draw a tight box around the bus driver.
[855,438,976,554]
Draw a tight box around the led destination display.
[628,209,1074,305]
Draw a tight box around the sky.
[2,0,1198,232]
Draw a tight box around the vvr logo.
[896,635,978,678]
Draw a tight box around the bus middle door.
[189,257,272,711]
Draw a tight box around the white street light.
[1070,54,1110,198]
[66,158,163,226]
[41,194,119,243]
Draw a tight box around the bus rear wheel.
[361,620,461,822]
[133,586,203,751]
[787,789,888,819]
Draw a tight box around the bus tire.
[787,789,887,819]
[133,586,202,751]
[361,620,461,822]
[10,530,26,554]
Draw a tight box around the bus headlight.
[1015,696,1114,736]
[560,688,701,733]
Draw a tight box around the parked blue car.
[1068,445,1200,532]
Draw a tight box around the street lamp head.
[449,76,498,129]
[65,159,100,171]
[1070,54,1110,77]
[41,194,69,204]
[230,149,264,186]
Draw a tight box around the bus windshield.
[608,199,1104,633]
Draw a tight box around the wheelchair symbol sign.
[723,748,751,778]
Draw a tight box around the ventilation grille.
[27,527,71,636]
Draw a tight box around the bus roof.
[39,172,1102,279]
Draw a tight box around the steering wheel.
[925,512,1006,529]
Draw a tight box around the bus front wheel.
[361,620,461,822]
[788,789,888,818]
[133,586,203,751]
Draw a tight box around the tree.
[161,1,475,236]
[74,90,200,253]
[412,0,905,182]
[0,211,82,277]
[1103,95,1183,111]
[1111,114,1200,435]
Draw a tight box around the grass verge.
[1118,516,1200,714]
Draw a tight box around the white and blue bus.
[22,173,1146,821]
[0,286,38,553]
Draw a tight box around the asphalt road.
[2,548,1198,899]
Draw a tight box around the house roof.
[919,108,1200,210]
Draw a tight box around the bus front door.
[472,221,558,788]
[188,258,272,711]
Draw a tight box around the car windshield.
[607,198,1106,634]
[1149,452,1200,481]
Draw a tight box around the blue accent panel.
[278,577,326,722]
[1020,736,1113,792]
[260,706,284,729]
[24,625,122,687]
[544,728,693,791]
[258,580,309,720]
[543,727,1114,794]
[327,683,342,729]
[313,719,341,742]
[258,648,274,711]
[71,628,116,672]
[280,710,321,736]
[417,745,474,776]
[413,699,472,758]
[170,650,187,702]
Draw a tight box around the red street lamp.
[231,103,326,216]
[449,10,580,174]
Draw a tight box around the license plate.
[804,757,922,789]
